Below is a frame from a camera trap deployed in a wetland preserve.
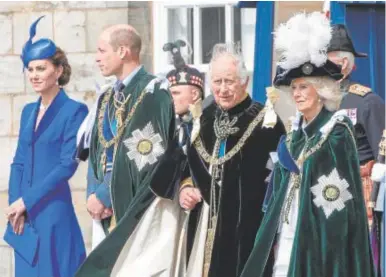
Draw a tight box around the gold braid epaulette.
[194,108,267,166]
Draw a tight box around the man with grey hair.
[181,43,285,277]
[76,24,186,277]
[327,24,385,228]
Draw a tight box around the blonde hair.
[106,25,141,57]
[305,76,343,111]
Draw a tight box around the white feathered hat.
[273,12,343,87]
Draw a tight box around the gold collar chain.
[194,108,266,166]
[113,92,132,128]
[202,108,267,274]
[97,88,147,150]
[286,120,355,168]
[281,120,355,223]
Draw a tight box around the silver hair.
[337,51,355,74]
[305,77,343,111]
[208,42,248,83]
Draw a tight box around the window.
[201,7,225,63]
[153,2,256,95]
[167,7,194,64]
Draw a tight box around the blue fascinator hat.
[21,16,57,69]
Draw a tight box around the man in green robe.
[76,24,186,277]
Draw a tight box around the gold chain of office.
[194,108,267,166]
[281,120,356,223]
[97,87,147,150]
[285,120,356,166]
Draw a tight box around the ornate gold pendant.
[115,107,124,129]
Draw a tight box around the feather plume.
[274,12,331,70]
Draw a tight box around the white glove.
[371,163,386,182]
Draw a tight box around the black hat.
[164,40,204,91]
[273,60,344,87]
[166,66,204,91]
[327,24,367,57]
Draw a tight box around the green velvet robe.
[76,68,178,277]
[241,108,374,277]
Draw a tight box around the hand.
[101,208,113,219]
[371,163,386,182]
[11,214,25,235]
[179,187,202,210]
[87,194,105,220]
[6,198,26,223]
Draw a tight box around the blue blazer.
[7,90,88,277]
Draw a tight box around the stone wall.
[0,2,152,276]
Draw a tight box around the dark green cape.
[241,108,374,277]
[76,68,179,277]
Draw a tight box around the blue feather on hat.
[21,16,57,69]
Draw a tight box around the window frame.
[153,1,243,73]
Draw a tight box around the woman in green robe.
[241,12,374,277]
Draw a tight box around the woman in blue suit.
[4,16,88,277]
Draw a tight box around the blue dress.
[6,90,88,277]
